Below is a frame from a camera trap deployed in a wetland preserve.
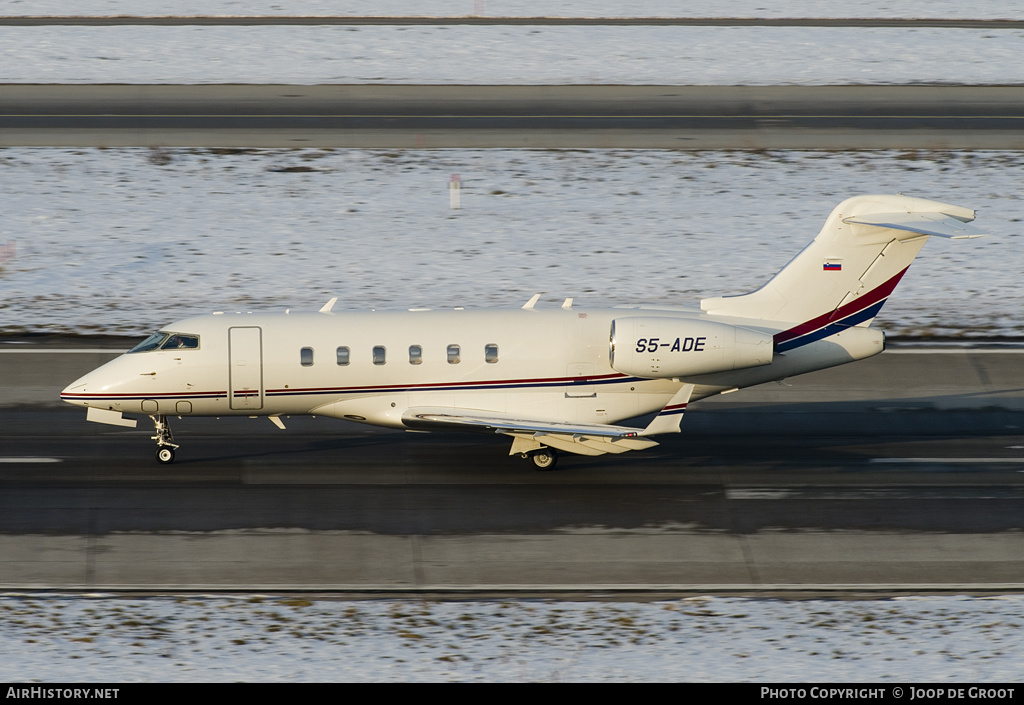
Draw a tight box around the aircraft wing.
[842,211,987,239]
[402,407,644,438]
[401,407,659,456]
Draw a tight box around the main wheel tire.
[531,448,557,470]
[156,447,175,464]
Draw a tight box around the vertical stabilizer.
[700,195,983,329]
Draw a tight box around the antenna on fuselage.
[319,297,338,313]
[522,294,541,310]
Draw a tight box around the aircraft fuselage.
[61,306,881,430]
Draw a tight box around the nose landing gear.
[150,414,179,464]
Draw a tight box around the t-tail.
[700,194,985,350]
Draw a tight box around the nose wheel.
[150,414,180,464]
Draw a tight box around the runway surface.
[4,16,1024,28]
[2,341,1023,593]
[4,85,1024,149]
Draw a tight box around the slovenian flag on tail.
[823,260,842,271]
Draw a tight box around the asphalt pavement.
[2,342,1023,593]
[4,84,1023,149]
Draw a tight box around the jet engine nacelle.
[610,317,774,379]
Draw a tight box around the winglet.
[522,294,541,310]
[641,384,694,437]
[319,297,338,313]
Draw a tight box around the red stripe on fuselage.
[266,372,631,396]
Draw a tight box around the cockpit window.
[128,332,200,353]
[160,334,199,350]
[129,332,169,353]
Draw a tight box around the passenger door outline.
[228,326,263,410]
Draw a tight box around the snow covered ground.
[3,0,1023,20]
[1,147,1019,339]
[3,1,1024,85]
[1,594,1022,682]
[4,24,1024,85]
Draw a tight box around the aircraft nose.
[60,375,90,406]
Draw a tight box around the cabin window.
[485,343,499,363]
[300,347,314,367]
[336,346,350,366]
[447,344,460,364]
[373,346,386,365]
[409,345,422,365]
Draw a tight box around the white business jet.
[61,194,984,468]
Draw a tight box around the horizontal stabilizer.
[843,212,987,239]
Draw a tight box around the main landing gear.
[525,447,558,470]
[150,414,179,464]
